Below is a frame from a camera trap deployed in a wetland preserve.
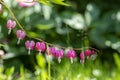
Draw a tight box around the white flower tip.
[8,29,11,34]
[70,58,73,64]
[80,60,84,64]
[87,56,90,59]
[28,49,31,55]
[58,57,61,63]
[38,51,41,55]
[90,54,97,60]
[17,39,21,44]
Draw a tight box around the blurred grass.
[0,53,119,80]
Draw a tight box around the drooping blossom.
[90,50,97,60]
[55,49,64,63]
[16,30,26,44]
[85,49,91,59]
[0,4,2,13]
[91,50,96,55]
[17,0,36,7]
[35,42,46,55]
[80,52,84,63]
[6,20,16,34]
[25,40,35,55]
[46,47,56,56]
[66,49,76,64]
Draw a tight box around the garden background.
[0,0,120,80]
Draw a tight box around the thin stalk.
[47,44,51,80]
[66,25,70,47]
[81,30,85,66]
[66,25,73,80]
[81,30,85,51]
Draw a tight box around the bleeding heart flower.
[46,47,57,57]
[66,49,76,64]
[80,52,84,63]
[17,0,36,7]
[49,47,57,56]
[6,20,16,34]
[16,30,26,44]
[90,50,97,60]
[85,49,91,59]
[91,50,96,55]
[35,42,46,55]
[55,49,64,63]
[25,40,35,55]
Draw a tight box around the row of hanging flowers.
[0,0,98,64]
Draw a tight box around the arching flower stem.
[0,0,99,52]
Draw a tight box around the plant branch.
[0,1,99,53]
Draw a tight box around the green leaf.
[38,0,70,6]
[0,67,4,73]
[36,24,54,30]
[114,53,120,70]
[5,67,14,76]
[38,0,51,6]
[36,55,46,68]
[27,31,40,38]
[0,44,5,47]
[49,0,70,6]
[20,65,24,78]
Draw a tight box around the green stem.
[48,57,51,80]
[47,44,51,80]
[66,25,70,47]
[81,30,85,51]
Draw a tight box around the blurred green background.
[0,0,120,80]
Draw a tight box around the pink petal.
[17,0,36,7]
